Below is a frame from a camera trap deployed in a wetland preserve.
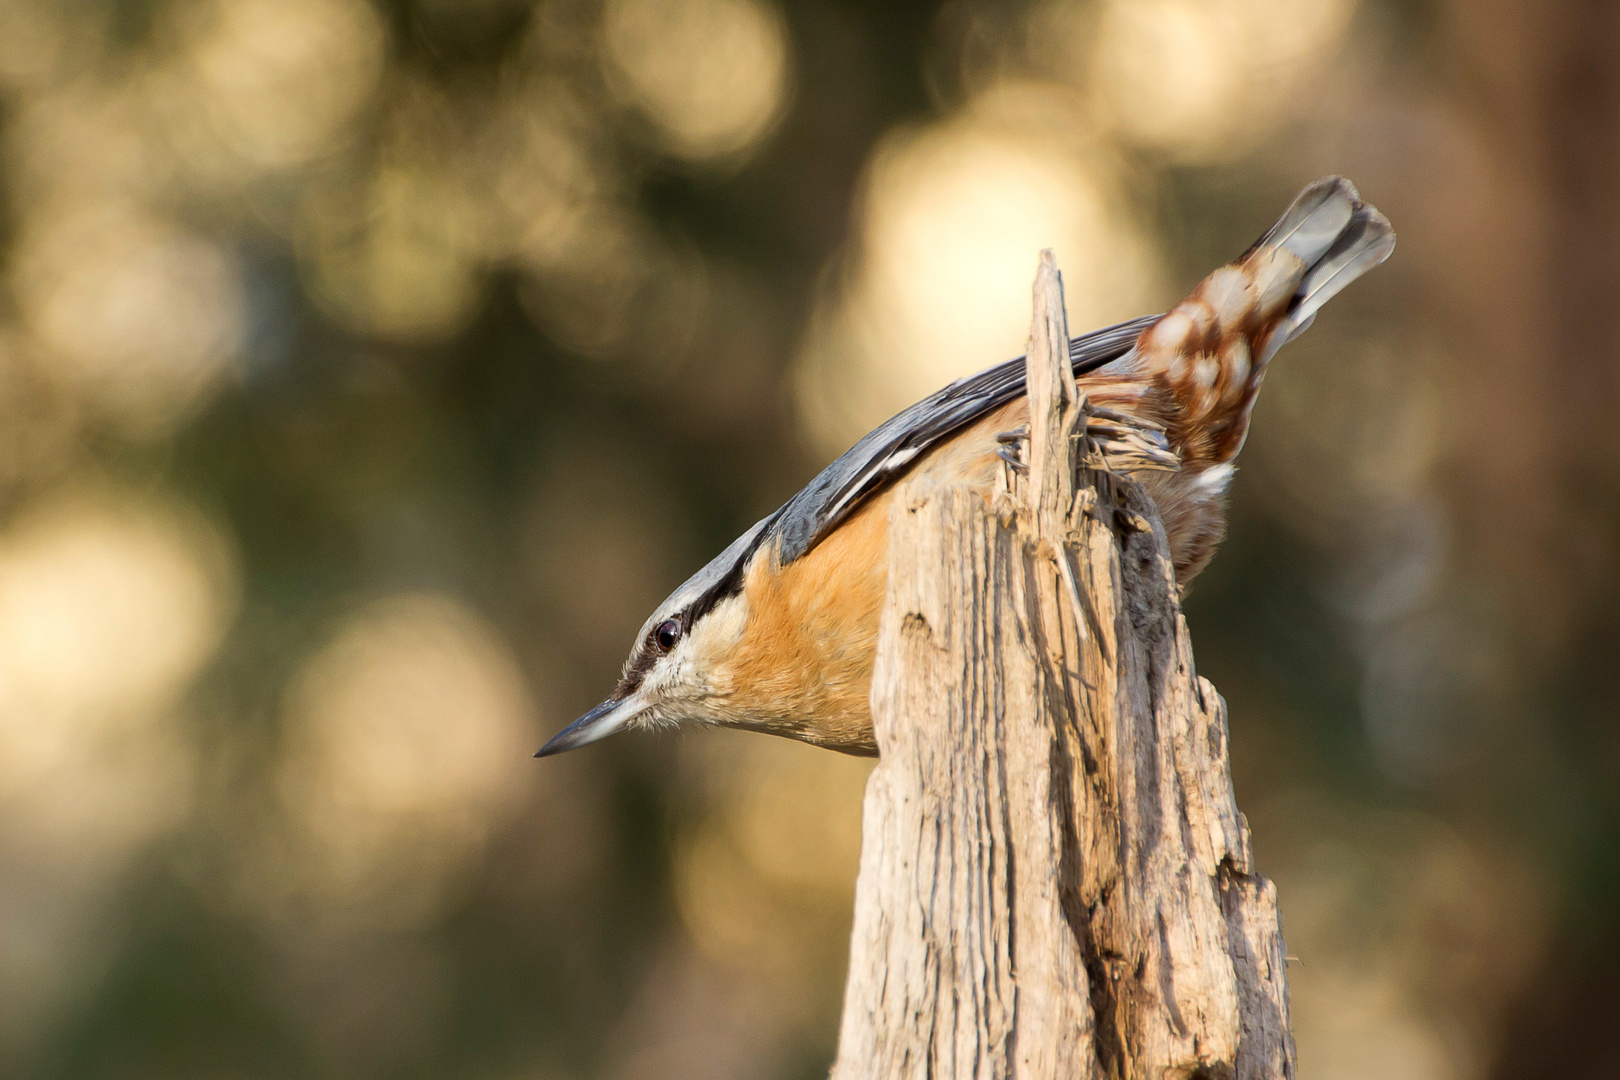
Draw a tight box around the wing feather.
[773,314,1159,564]
[675,315,1158,628]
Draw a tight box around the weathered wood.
[831,252,1293,1080]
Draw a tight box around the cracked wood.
[830,251,1294,1080]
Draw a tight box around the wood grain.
[830,252,1293,1080]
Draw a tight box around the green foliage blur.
[0,0,1616,1078]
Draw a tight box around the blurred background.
[0,0,1613,1077]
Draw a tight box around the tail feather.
[1119,176,1394,468]
[1253,177,1357,263]
[1080,177,1393,581]
[1260,176,1395,352]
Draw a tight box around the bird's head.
[535,518,769,757]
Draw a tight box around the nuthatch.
[538,177,1393,758]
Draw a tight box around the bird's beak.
[535,692,647,757]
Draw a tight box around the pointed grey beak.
[536,692,646,757]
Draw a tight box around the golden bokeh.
[601,0,792,162]
[0,0,1608,1076]
[9,203,245,432]
[672,736,870,973]
[170,0,386,171]
[270,593,536,928]
[303,161,486,343]
[1258,792,1547,1080]
[0,0,73,92]
[1086,0,1355,161]
[0,488,235,1051]
[796,85,1161,452]
[474,78,606,271]
[0,488,235,795]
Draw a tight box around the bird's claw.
[996,426,1029,473]
[995,426,1029,445]
[996,443,1028,473]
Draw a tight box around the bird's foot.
[995,426,1029,473]
[1081,406,1178,474]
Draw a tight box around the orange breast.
[715,401,1026,754]
[712,372,1233,752]
[721,490,890,754]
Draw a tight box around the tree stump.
[829,252,1293,1080]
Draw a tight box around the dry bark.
[830,252,1293,1080]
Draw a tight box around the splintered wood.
[830,252,1293,1080]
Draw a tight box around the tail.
[1133,176,1394,379]
[1247,176,1395,358]
[1118,177,1394,467]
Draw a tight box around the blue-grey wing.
[678,314,1157,625]
[771,314,1158,564]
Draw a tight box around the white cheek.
[633,658,686,730]
[642,593,750,707]
[695,594,749,653]
[642,651,687,696]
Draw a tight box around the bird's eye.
[654,618,681,652]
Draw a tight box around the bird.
[538,176,1394,759]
